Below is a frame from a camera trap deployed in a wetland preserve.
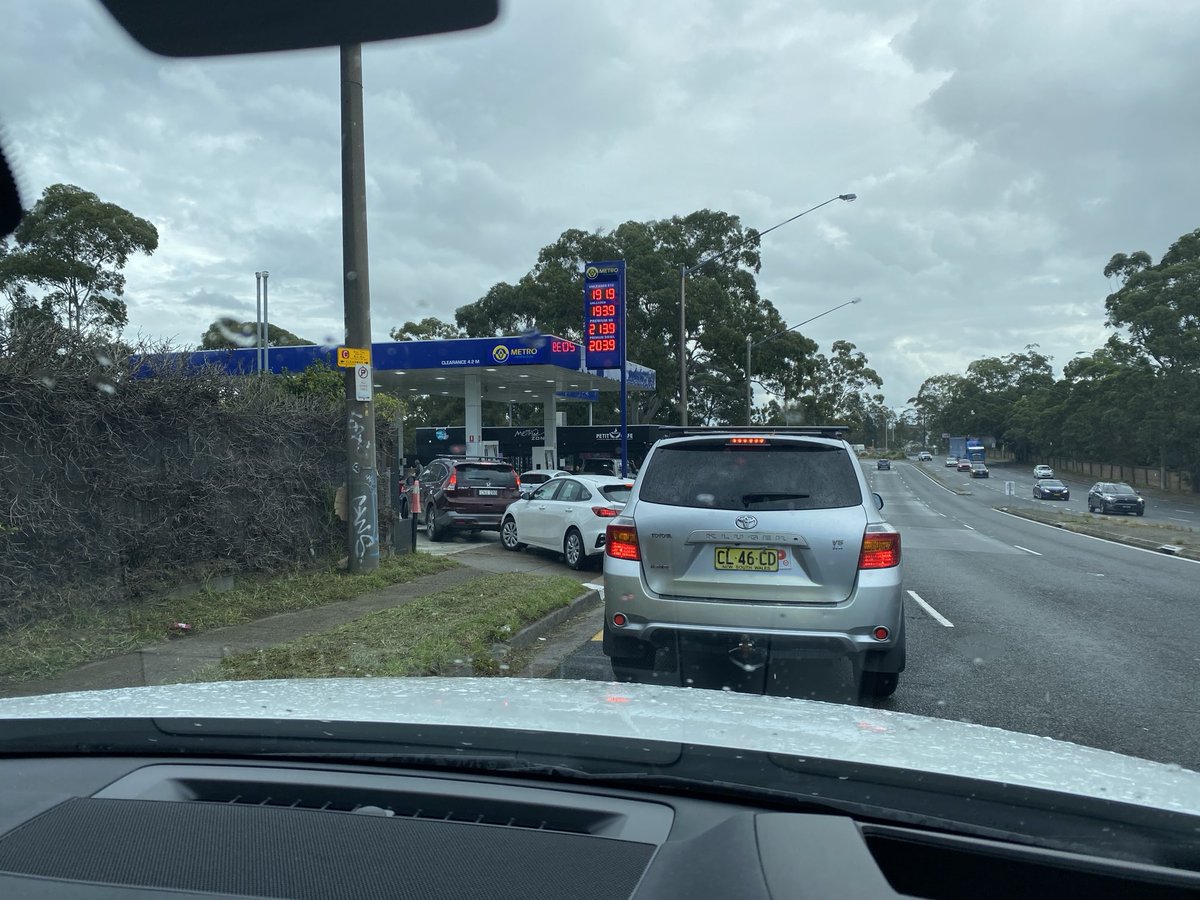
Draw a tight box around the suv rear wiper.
[742,492,810,506]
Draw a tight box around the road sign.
[338,346,371,367]
[583,262,625,370]
[355,363,372,401]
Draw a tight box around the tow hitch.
[729,635,768,673]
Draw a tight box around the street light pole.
[745,297,862,425]
[678,192,856,426]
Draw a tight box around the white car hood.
[0,677,1196,815]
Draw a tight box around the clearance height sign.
[582,260,626,370]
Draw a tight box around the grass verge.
[0,553,460,685]
[995,505,1200,559]
[187,572,586,681]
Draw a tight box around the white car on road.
[517,469,571,488]
[501,475,634,569]
[1034,464,1054,479]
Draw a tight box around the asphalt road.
[533,458,1200,770]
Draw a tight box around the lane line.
[962,523,975,530]
[989,507,1200,566]
[910,465,959,495]
[907,590,954,627]
[1013,545,1043,556]
[1175,509,1195,515]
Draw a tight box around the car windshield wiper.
[742,492,810,507]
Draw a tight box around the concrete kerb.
[490,588,602,662]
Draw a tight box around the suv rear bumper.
[603,560,903,658]
[434,510,504,531]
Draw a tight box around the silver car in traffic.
[602,427,904,697]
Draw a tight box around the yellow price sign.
[336,347,370,367]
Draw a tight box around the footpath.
[0,544,600,699]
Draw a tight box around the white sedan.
[500,475,633,570]
[1033,464,1054,479]
[517,469,571,488]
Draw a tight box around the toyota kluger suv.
[418,457,521,541]
[602,427,904,698]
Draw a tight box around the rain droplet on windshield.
[215,317,259,347]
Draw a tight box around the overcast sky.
[2,0,1197,410]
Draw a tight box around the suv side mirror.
[873,492,884,510]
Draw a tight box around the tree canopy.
[4,184,158,337]
[391,209,879,431]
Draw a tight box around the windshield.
[2,0,1199,844]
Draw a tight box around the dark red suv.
[418,457,521,541]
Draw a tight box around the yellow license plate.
[714,547,779,572]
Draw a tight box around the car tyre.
[860,671,900,698]
[426,507,444,542]
[500,517,525,551]
[1136,508,1145,517]
[563,528,587,570]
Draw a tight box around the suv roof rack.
[657,425,850,438]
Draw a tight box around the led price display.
[584,282,622,368]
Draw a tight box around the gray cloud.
[1,0,1196,409]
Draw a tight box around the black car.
[1034,479,1070,500]
[418,457,522,540]
[970,461,989,478]
[1087,482,1145,516]
[876,458,891,470]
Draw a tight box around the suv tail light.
[859,529,900,569]
[445,470,457,491]
[606,523,640,560]
[592,506,620,518]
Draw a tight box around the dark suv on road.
[418,457,521,541]
[602,427,904,698]
[1087,482,1145,516]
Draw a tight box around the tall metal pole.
[678,264,688,426]
[261,270,270,373]
[255,271,263,372]
[340,43,379,573]
[745,334,753,426]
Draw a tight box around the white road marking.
[907,590,953,627]
[1175,509,1194,515]
[1168,516,1190,523]
[1014,545,1042,556]
[910,465,959,495]
[962,523,975,530]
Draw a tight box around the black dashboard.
[0,755,1198,899]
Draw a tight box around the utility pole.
[340,44,379,573]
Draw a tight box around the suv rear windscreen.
[639,441,862,511]
[456,464,517,488]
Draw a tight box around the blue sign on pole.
[583,260,628,476]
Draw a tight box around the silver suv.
[602,427,904,697]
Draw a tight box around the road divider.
[993,506,1200,563]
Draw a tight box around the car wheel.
[563,528,586,570]
[500,517,525,551]
[425,507,443,542]
[860,671,899,699]
[1136,508,1145,517]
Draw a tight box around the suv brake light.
[606,523,640,560]
[445,470,457,491]
[859,530,900,569]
